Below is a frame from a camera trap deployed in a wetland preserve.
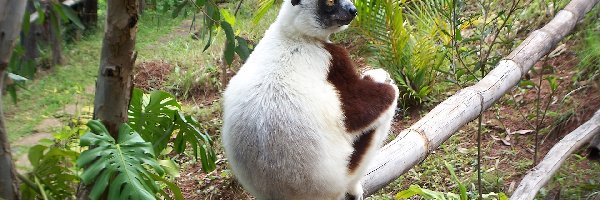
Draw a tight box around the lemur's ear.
[291,0,300,5]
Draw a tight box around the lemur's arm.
[324,43,397,133]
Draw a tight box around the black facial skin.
[291,0,358,28]
[316,0,358,28]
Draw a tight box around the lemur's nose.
[349,6,358,17]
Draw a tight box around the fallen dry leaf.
[512,129,535,135]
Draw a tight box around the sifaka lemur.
[222,0,399,199]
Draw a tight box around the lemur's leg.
[345,69,399,200]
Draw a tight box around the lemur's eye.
[326,0,334,7]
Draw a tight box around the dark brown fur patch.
[324,43,396,132]
[347,129,375,173]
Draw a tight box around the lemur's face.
[284,0,357,39]
[307,0,357,28]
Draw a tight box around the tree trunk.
[82,0,98,29]
[510,109,600,200]
[361,0,599,196]
[20,0,38,77]
[93,0,138,137]
[49,7,63,66]
[77,1,138,199]
[0,0,28,199]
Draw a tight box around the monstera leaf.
[173,112,217,172]
[23,144,79,199]
[128,88,217,172]
[128,88,180,154]
[77,120,165,200]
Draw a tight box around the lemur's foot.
[344,183,364,200]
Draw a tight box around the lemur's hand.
[362,68,394,85]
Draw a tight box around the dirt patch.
[159,20,194,44]
[133,60,174,91]
[63,104,78,116]
[13,132,53,147]
[184,89,221,108]
[472,43,599,193]
[175,156,253,200]
[85,85,95,94]
[35,118,63,132]
[13,132,53,172]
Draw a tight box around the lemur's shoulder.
[323,43,397,132]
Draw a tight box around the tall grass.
[575,7,600,83]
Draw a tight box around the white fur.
[222,0,398,199]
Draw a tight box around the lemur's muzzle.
[336,3,358,25]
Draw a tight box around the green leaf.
[205,3,220,23]
[195,0,206,7]
[203,27,213,52]
[395,185,452,200]
[7,85,17,105]
[23,9,31,35]
[159,159,180,177]
[60,4,85,29]
[77,120,164,200]
[235,36,252,62]
[128,88,179,154]
[545,76,558,91]
[173,113,216,172]
[498,192,509,200]
[220,9,236,26]
[396,185,419,199]
[519,80,536,88]
[150,173,185,200]
[28,145,47,168]
[34,1,45,24]
[24,144,79,199]
[252,0,275,24]
[33,176,50,200]
[221,21,236,65]
[444,161,467,200]
[51,3,68,22]
[127,88,217,173]
[172,1,188,18]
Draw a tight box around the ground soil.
[134,60,174,92]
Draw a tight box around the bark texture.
[361,0,599,196]
[77,1,139,199]
[23,0,39,72]
[92,0,139,138]
[49,7,63,65]
[510,110,600,200]
[0,0,28,199]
